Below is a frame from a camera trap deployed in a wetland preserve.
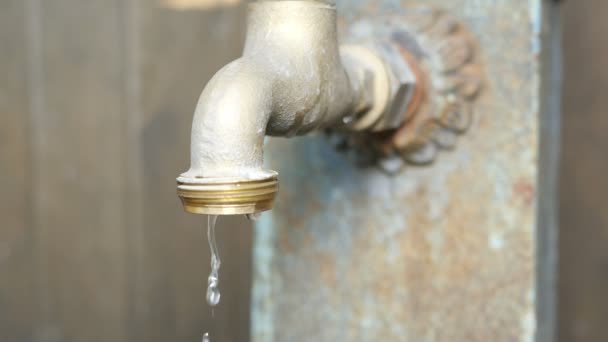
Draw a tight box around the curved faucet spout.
[182,59,274,179]
[181,0,360,181]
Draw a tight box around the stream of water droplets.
[203,215,220,342]
[204,214,260,341]
[206,215,221,307]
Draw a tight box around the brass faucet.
[176,1,482,215]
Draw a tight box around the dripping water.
[203,215,220,342]
[206,215,221,307]
[203,213,262,341]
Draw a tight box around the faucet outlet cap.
[177,175,278,215]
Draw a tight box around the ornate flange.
[329,6,484,173]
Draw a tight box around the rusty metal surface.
[330,6,485,170]
[252,0,549,340]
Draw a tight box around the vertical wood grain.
[0,1,35,340]
[29,1,129,341]
[122,0,147,341]
[5,1,273,341]
[560,1,608,341]
[136,2,251,341]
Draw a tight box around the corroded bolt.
[373,41,419,131]
[340,42,420,132]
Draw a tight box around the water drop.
[342,115,355,124]
[205,215,221,307]
[246,212,262,221]
[203,332,210,342]
[206,266,221,306]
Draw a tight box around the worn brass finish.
[177,175,278,215]
[177,0,415,215]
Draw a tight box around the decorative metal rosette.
[328,6,484,174]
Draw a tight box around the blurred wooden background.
[559,0,608,341]
[0,0,252,341]
[0,0,606,341]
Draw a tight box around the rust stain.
[317,252,337,287]
[278,232,295,254]
[513,178,536,206]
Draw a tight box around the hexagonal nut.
[340,45,392,131]
[374,41,419,131]
[341,43,419,132]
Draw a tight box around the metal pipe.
[184,0,355,179]
[177,0,413,215]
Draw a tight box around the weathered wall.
[253,0,555,340]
